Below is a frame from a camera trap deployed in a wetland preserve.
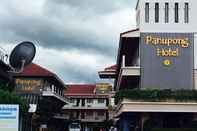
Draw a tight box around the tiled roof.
[17,63,54,77]
[64,84,110,98]
[104,64,116,71]
[65,84,96,95]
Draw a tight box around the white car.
[68,123,81,131]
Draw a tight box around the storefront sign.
[96,83,112,94]
[0,105,19,131]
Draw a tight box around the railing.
[42,87,68,103]
[121,55,140,68]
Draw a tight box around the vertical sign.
[141,33,194,89]
[0,105,19,131]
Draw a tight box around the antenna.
[8,41,36,73]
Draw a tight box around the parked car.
[68,123,81,131]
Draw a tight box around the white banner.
[0,105,19,131]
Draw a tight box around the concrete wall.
[136,0,197,33]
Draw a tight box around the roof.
[13,63,65,88]
[104,64,117,71]
[17,63,54,77]
[65,84,96,95]
[120,28,139,36]
[64,84,109,98]
[98,64,117,79]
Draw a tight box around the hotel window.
[184,3,189,23]
[175,3,179,23]
[97,112,105,117]
[98,99,105,104]
[145,3,149,23]
[86,111,93,116]
[155,3,159,23]
[165,3,169,23]
[70,99,75,103]
[87,99,93,103]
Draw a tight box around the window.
[86,111,93,116]
[175,3,179,23]
[155,3,159,23]
[87,99,93,103]
[184,3,189,23]
[165,3,169,23]
[70,99,75,103]
[98,99,105,104]
[145,3,149,23]
[97,112,105,117]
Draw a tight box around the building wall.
[136,0,197,33]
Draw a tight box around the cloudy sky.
[0,0,137,84]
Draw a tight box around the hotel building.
[13,63,68,131]
[100,0,197,131]
[63,83,113,131]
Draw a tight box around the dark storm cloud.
[57,64,99,83]
[0,0,136,83]
[0,0,135,57]
[47,0,134,15]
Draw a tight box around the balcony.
[81,114,106,122]
[62,104,108,110]
[42,87,68,103]
[120,55,140,76]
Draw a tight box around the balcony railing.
[42,87,68,103]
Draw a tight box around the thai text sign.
[0,105,19,131]
[15,78,42,93]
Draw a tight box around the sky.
[0,0,137,84]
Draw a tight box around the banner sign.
[0,105,19,131]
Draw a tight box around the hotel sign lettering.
[15,78,42,93]
[141,33,194,90]
[145,36,190,65]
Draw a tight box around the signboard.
[141,33,194,89]
[15,78,42,94]
[96,83,112,94]
[0,105,19,131]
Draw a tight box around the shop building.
[63,83,113,131]
[100,0,197,131]
[13,63,68,131]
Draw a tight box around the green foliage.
[0,80,15,92]
[0,80,28,115]
[0,88,28,115]
[115,89,197,104]
[151,128,197,131]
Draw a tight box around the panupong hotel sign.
[145,35,190,65]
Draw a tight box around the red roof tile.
[104,64,116,71]
[65,84,96,95]
[17,63,54,77]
